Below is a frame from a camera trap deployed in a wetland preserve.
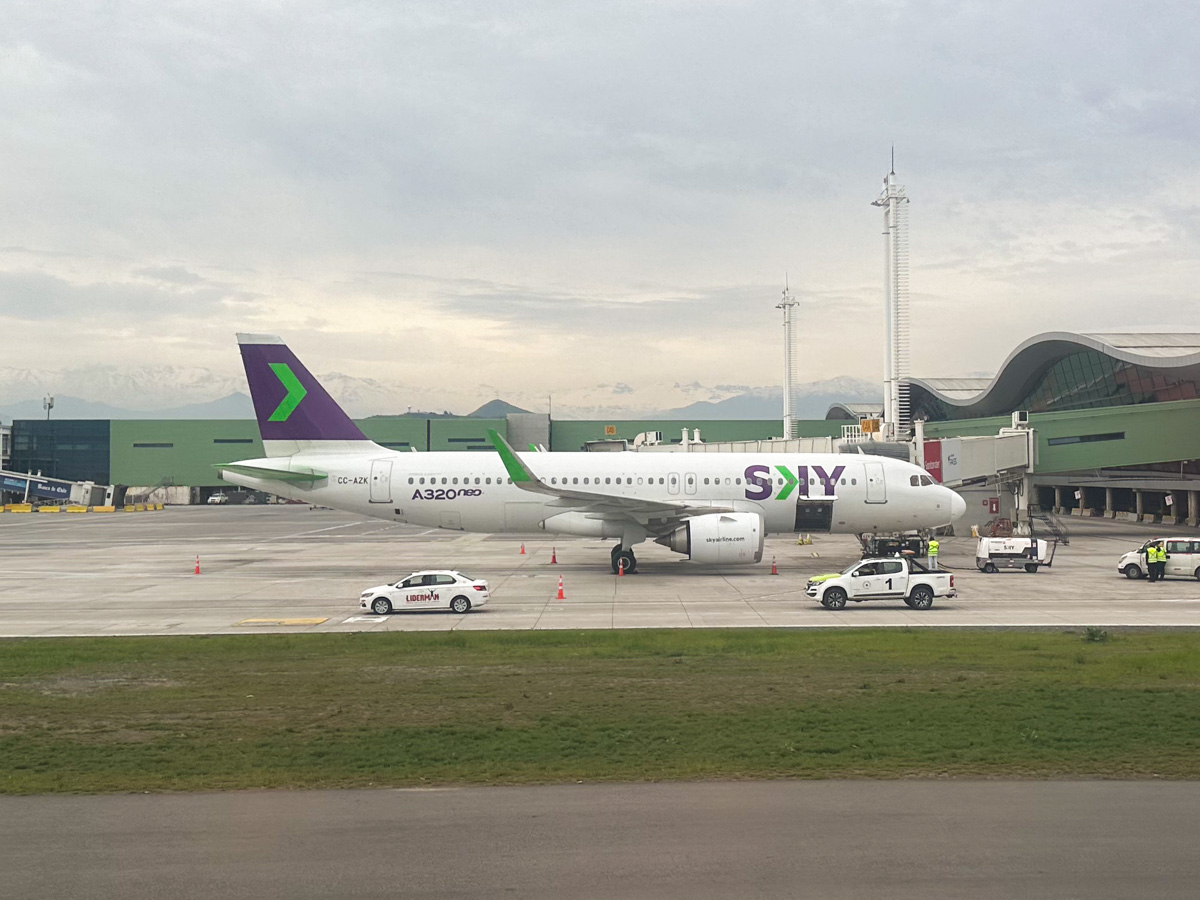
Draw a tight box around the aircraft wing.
[487,430,737,529]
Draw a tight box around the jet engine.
[655,512,764,565]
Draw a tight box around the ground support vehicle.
[805,557,956,610]
[361,570,489,614]
[976,537,1057,574]
[1118,538,1200,581]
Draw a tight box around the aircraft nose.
[949,490,966,521]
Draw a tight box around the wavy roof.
[907,332,1200,418]
[827,332,1200,420]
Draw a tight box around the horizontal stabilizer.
[215,463,328,483]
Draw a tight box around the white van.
[1117,538,1200,581]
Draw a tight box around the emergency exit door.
[370,459,392,503]
[864,462,887,504]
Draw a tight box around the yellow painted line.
[237,617,329,627]
[38,506,61,513]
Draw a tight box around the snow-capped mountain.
[0,364,881,421]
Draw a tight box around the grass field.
[2,629,1199,793]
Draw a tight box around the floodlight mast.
[775,280,800,440]
[872,158,911,441]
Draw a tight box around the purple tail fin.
[237,334,367,443]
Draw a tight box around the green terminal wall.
[924,397,1200,474]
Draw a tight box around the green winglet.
[488,430,532,482]
[775,464,798,501]
[267,362,307,422]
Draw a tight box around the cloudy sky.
[2,1,1197,405]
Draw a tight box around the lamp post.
[43,395,54,421]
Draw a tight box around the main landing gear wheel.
[611,545,637,575]
[822,587,847,610]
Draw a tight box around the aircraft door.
[864,462,886,504]
[668,473,680,495]
[684,473,697,495]
[370,459,393,503]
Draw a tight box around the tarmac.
[2,505,1199,636]
[4,780,1199,899]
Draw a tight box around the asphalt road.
[3,780,1198,899]
[2,506,1200,635]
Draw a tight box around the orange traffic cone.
[618,559,625,577]
[519,542,526,555]
[194,554,200,575]
[550,547,558,564]
[556,576,565,599]
[771,556,778,575]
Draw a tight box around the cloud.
[0,1,1196,395]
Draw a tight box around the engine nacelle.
[655,513,764,565]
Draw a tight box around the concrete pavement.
[2,506,1199,636]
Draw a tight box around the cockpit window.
[910,475,921,486]
[920,475,934,486]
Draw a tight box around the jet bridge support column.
[1105,487,1116,519]
[1188,490,1199,528]
[1053,486,1065,514]
[1135,490,1146,522]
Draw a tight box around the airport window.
[573,477,578,484]
[851,479,857,485]
[507,478,512,484]
[452,477,458,484]
[920,475,934,486]
[133,443,173,449]
[735,478,741,485]
[419,477,425,484]
[408,478,413,484]
[910,475,920,486]
[615,477,621,484]
[840,479,846,485]
[605,477,611,484]
[213,438,253,444]
[637,477,643,485]
[1046,432,1126,446]
[703,478,709,485]
[485,477,491,484]
[475,478,480,484]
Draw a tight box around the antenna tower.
[775,280,801,440]
[872,161,911,439]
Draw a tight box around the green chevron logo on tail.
[267,363,307,422]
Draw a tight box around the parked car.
[207,492,229,505]
[1118,538,1200,580]
[361,570,489,614]
[805,557,956,610]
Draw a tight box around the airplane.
[219,333,966,574]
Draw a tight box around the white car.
[361,570,490,615]
[1118,538,1200,580]
[804,557,956,610]
[207,492,229,505]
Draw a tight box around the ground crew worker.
[927,537,940,570]
[1156,542,1169,582]
[1147,542,1164,583]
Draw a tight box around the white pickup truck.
[805,557,956,610]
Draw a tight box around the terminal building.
[3,330,1198,528]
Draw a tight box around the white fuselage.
[221,446,962,537]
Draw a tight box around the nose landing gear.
[611,544,638,575]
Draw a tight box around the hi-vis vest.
[928,540,939,555]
